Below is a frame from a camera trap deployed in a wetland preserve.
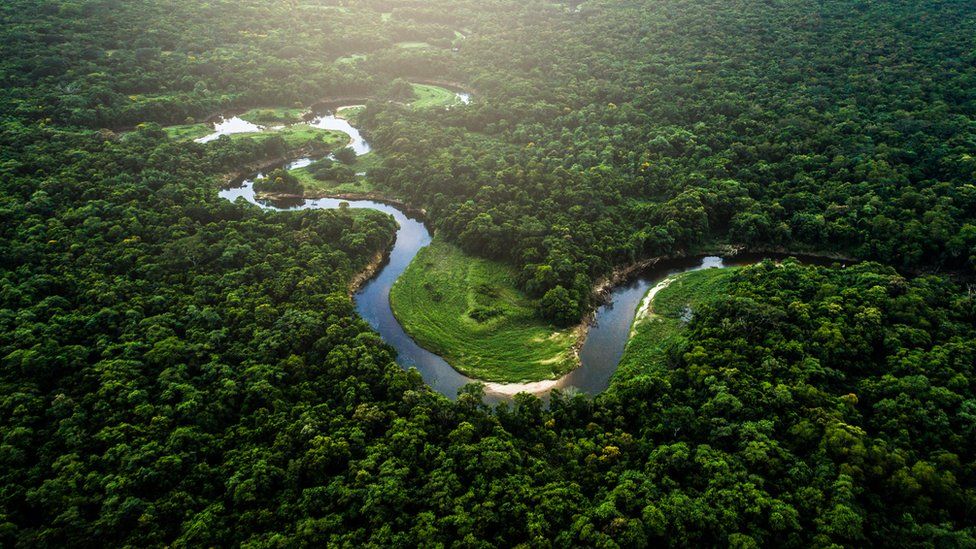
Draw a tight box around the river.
[219,104,840,401]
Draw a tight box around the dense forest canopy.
[1,0,974,545]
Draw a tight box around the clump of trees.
[253,168,304,195]
[308,157,355,182]
[332,146,357,165]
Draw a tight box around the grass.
[381,12,393,21]
[291,167,374,195]
[410,84,461,109]
[288,152,384,196]
[396,41,430,49]
[164,123,212,141]
[230,126,349,149]
[335,53,367,64]
[652,267,735,319]
[349,151,383,172]
[614,267,736,381]
[238,107,305,125]
[389,239,578,382]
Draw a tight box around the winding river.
[218,104,838,401]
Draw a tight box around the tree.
[539,285,578,326]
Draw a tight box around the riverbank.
[613,267,736,383]
[349,250,391,296]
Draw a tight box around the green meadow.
[163,123,212,141]
[410,84,461,108]
[238,107,305,125]
[390,239,578,382]
[289,152,383,196]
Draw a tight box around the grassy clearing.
[238,107,305,125]
[396,41,430,49]
[231,126,349,149]
[335,53,367,64]
[291,168,373,195]
[410,84,460,108]
[288,152,384,196]
[164,123,211,141]
[381,12,392,21]
[615,267,735,381]
[652,267,734,319]
[390,239,578,382]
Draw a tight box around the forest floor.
[389,238,579,382]
[614,267,737,381]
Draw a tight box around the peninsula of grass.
[288,152,383,196]
[614,267,736,382]
[230,126,349,149]
[238,107,305,125]
[164,123,212,141]
[289,166,375,195]
[410,84,461,108]
[390,239,578,382]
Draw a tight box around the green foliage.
[385,78,416,102]
[539,285,579,326]
[238,107,305,125]
[333,146,357,165]
[253,168,304,195]
[1,0,975,546]
[162,122,212,141]
[230,126,348,150]
[617,267,736,380]
[409,84,461,109]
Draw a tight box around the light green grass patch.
[614,267,735,382]
[238,107,305,125]
[288,152,383,196]
[390,239,578,382]
[336,53,367,64]
[231,126,349,149]
[396,41,430,49]
[164,123,212,141]
[651,267,734,319]
[381,12,393,21]
[410,84,460,108]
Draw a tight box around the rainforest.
[1,0,975,546]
